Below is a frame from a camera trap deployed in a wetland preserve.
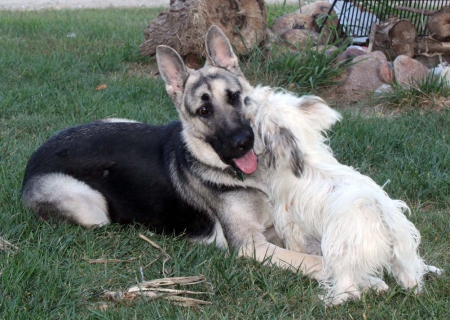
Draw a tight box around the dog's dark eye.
[244,96,250,106]
[198,106,209,116]
[227,90,240,105]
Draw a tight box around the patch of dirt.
[126,62,160,79]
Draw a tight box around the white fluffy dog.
[245,86,441,305]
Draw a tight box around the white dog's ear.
[264,127,303,177]
[205,25,242,75]
[298,96,342,132]
[156,45,190,108]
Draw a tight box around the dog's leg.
[320,267,389,305]
[390,250,427,293]
[361,276,389,292]
[425,265,443,275]
[384,204,430,293]
[22,173,110,227]
[221,192,323,280]
[320,192,397,305]
[239,240,323,280]
[263,225,284,247]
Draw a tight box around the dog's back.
[21,120,217,237]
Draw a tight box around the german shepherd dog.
[21,26,322,280]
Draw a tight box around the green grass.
[247,4,350,93]
[1,7,449,319]
[375,73,450,110]
[242,38,351,92]
[266,2,298,27]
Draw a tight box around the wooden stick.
[83,257,136,264]
[418,38,450,54]
[367,21,378,53]
[139,233,172,276]
[0,237,18,252]
[394,6,438,16]
[165,295,212,306]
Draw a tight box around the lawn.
[0,6,449,319]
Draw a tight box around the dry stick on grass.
[99,235,212,307]
[83,257,137,264]
[165,295,212,306]
[142,254,162,269]
[0,237,18,253]
[139,233,171,277]
[127,275,207,291]
[102,275,212,307]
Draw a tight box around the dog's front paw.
[363,276,389,293]
[426,265,443,276]
[319,290,360,306]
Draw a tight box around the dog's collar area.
[235,168,245,181]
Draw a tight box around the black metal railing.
[322,0,450,38]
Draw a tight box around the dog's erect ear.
[205,25,241,74]
[156,45,189,108]
[264,127,303,177]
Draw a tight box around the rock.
[378,57,393,83]
[262,28,280,49]
[280,29,321,50]
[374,84,394,96]
[393,55,429,88]
[316,45,339,56]
[296,1,338,42]
[296,1,333,17]
[341,51,393,92]
[336,46,367,64]
[271,12,317,36]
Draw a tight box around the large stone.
[296,1,333,18]
[394,55,429,88]
[341,51,393,92]
[296,1,338,42]
[281,29,321,50]
[271,12,317,36]
[336,46,366,64]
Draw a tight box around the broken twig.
[102,275,212,307]
[0,237,18,253]
[139,233,172,276]
[83,257,136,264]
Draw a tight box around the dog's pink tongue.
[233,150,257,175]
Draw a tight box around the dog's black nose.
[232,130,254,152]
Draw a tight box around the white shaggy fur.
[246,86,442,305]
